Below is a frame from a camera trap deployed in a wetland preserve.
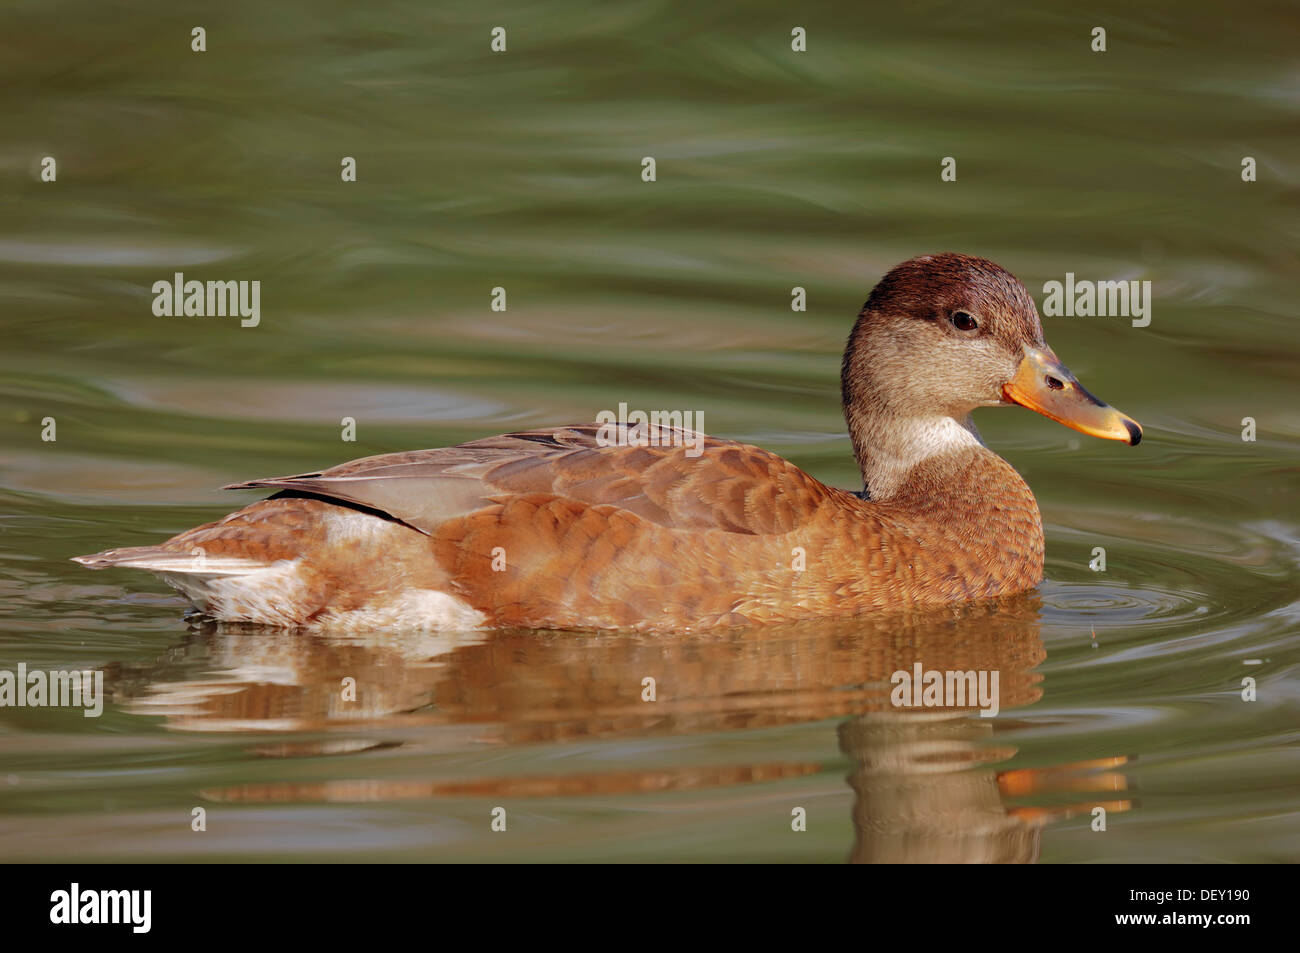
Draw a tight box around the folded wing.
[224,422,836,538]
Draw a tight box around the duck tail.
[72,546,267,576]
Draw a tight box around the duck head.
[842,253,1141,499]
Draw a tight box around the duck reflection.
[108,593,1132,861]
[840,715,1131,863]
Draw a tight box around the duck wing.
[223,422,837,538]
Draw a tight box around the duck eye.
[950,311,978,332]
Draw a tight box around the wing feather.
[223,423,833,537]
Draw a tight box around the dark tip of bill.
[1124,420,1142,446]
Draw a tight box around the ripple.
[99,378,507,424]
[0,238,237,267]
[1041,581,1206,626]
[0,451,224,504]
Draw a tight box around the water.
[1,0,1297,862]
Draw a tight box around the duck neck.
[846,408,984,501]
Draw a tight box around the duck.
[74,253,1142,632]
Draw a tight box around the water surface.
[0,0,1297,862]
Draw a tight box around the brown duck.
[74,254,1142,631]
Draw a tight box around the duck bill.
[1002,345,1142,445]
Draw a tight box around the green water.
[1,1,1297,862]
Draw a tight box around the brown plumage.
[73,253,1142,631]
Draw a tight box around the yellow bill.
[1003,345,1142,445]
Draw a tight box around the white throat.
[858,415,982,500]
